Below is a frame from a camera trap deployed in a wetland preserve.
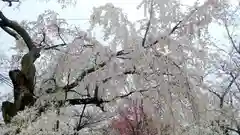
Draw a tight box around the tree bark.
[0,11,40,124]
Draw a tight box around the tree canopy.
[0,0,240,135]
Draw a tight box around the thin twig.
[55,24,66,44]
[224,22,240,54]
[43,43,67,50]
[76,104,87,131]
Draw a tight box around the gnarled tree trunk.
[0,10,41,124]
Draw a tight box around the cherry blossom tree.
[110,99,160,135]
[0,0,238,135]
[201,1,240,134]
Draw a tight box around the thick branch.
[67,97,108,106]
[63,50,132,90]
[66,89,149,110]
[63,62,106,90]
[0,26,19,40]
[0,11,34,50]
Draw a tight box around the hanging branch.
[146,7,198,48]
[62,50,132,90]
